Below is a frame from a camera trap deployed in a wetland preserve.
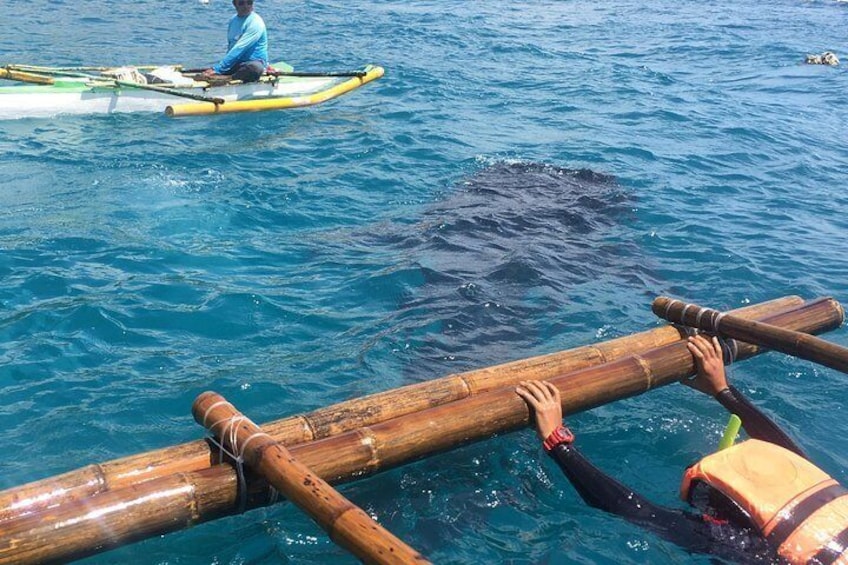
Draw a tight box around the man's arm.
[684,335,805,457]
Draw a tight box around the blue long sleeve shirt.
[213,12,269,74]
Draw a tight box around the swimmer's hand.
[516,380,563,439]
[682,334,729,397]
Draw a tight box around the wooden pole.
[0,295,807,524]
[8,64,180,73]
[3,66,226,104]
[0,297,841,565]
[652,297,848,373]
[194,392,430,565]
[0,464,271,565]
[0,68,54,85]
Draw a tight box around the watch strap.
[543,425,574,452]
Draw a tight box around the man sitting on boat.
[517,334,848,564]
[202,0,268,83]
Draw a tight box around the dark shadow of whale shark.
[343,160,647,377]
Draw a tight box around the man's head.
[233,0,254,17]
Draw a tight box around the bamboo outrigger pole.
[0,297,841,565]
[165,65,385,117]
[0,295,805,524]
[653,297,848,373]
[194,392,430,565]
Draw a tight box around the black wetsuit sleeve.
[715,385,805,458]
[548,443,646,515]
[549,444,709,545]
[547,443,775,563]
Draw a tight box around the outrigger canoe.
[0,62,384,119]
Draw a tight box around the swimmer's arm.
[548,443,651,515]
[514,377,661,516]
[715,385,806,458]
[548,444,724,552]
[684,334,805,457]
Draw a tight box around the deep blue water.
[1,0,847,563]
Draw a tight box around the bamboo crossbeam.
[0,295,804,524]
[653,297,848,373]
[194,393,430,565]
[0,297,841,565]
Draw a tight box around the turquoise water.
[1,0,847,563]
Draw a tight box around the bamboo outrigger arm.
[653,296,848,373]
[194,393,431,565]
[0,296,842,565]
[0,295,806,525]
[164,65,385,117]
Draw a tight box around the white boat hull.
[0,75,341,120]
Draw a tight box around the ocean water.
[1,0,847,563]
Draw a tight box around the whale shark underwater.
[333,160,649,378]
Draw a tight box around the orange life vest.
[680,439,848,564]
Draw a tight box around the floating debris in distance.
[805,51,839,66]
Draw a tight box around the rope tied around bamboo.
[659,298,728,336]
[199,399,281,513]
[653,297,848,374]
[659,299,741,365]
[0,297,842,565]
[193,392,431,565]
[0,296,812,527]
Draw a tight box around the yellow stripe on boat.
[165,65,384,117]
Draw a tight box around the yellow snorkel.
[718,414,742,451]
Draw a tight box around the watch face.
[557,427,574,444]
[544,426,574,451]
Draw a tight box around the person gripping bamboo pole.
[193,392,430,565]
[653,297,848,373]
[0,298,843,565]
[0,295,808,525]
